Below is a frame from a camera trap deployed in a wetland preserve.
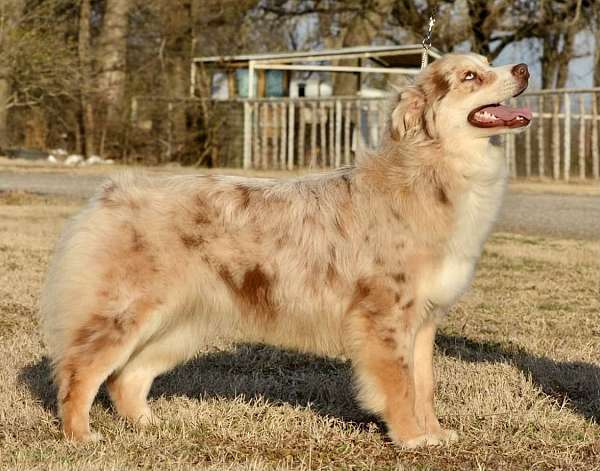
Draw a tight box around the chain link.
[420,6,438,69]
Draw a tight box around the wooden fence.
[243,89,600,180]
[242,97,388,170]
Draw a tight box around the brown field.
[0,190,599,471]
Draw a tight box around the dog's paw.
[135,409,158,427]
[398,430,458,449]
[400,434,442,449]
[66,430,103,443]
[438,428,459,443]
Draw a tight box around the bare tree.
[537,0,583,89]
[0,0,24,149]
[95,0,131,155]
[590,0,600,87]
[79,0,96,157]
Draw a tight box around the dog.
[40,53,531,447]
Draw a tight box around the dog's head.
[390,53,532,142]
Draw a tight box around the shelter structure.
[190,45,442,169]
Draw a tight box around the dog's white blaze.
[423,143,507,307]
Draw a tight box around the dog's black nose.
[512,63,529,81]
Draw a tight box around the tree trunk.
[541,34,559,89]
[466,0,492,57]
[0,68,9,150]
[166,0,192,161]
[79,0,96,157]
[556,27,576,89]
[333,1,394,96]
[96,0,130,120]
[0,0,24,149]
[594,10,600,87]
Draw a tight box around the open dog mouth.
[468,86,532,129]
[468,103,533,128]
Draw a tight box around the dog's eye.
[464,72,477,81]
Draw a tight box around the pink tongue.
[481,105,533,121]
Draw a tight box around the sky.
[455,32,596,90]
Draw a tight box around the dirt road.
[0,168,598,240]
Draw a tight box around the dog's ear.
[389,86,428,141]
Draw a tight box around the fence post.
[552,95,560,180]
[310,102,318,168]
[504,134,510,173]
[563,93,571,182]
[328,102,335,167]
[335,100,342,168]
[578,95,586,180]
[287,101,295,170]
[344,101,351,165]
[320,102,327,167]
[525,97,532,177]
[252,102,260,169]
[280,103,287,170]
[593,94,599,179]
[298,102,305,167]
[356,99,363,150]
[537,95,545,178]
[243,101,252,169]
[269,103,281,169]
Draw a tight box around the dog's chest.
[423,176,506,308]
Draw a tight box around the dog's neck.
[355,134,506,247]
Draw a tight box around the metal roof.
[193,44,441,68]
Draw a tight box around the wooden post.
[509,99,517,177]
[227,70,236,98]
[257,70,266,98]
[320,101,327,167]
[253,102,260,169]
[592,94,599,179]
[272,103,279,170]
[244,60,257,170]
[578,95,586,180]
[356,99,363,151]
[261,103,269,169]
[378,100,386,145]
[298,102,306,167]
[287,101,295,170]
[503,134,510,172]
[525,97,531,177]
[563,93,571,182]
[280,103,287,170]
[310,102,318,168]
[552,94,560,180]
[511,134,517,178]
[369,100,378,148]
[243,102,252,169]
[335,100,342,168]
[328,102,335,167]
[344,101,351,165]
[537,95,545,178]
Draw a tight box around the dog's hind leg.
[106,320,201,426]
[56,299,157,441]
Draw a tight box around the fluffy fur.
[40,54,530,447]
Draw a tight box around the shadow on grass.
[18,344,373,427]
[18,337,599,424]
[436,334,600,422]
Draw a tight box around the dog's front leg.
[413,317,458,444]
[346,280,445,448]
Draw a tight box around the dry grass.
[0,190,598,471]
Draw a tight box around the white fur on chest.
[424,144,507,308]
